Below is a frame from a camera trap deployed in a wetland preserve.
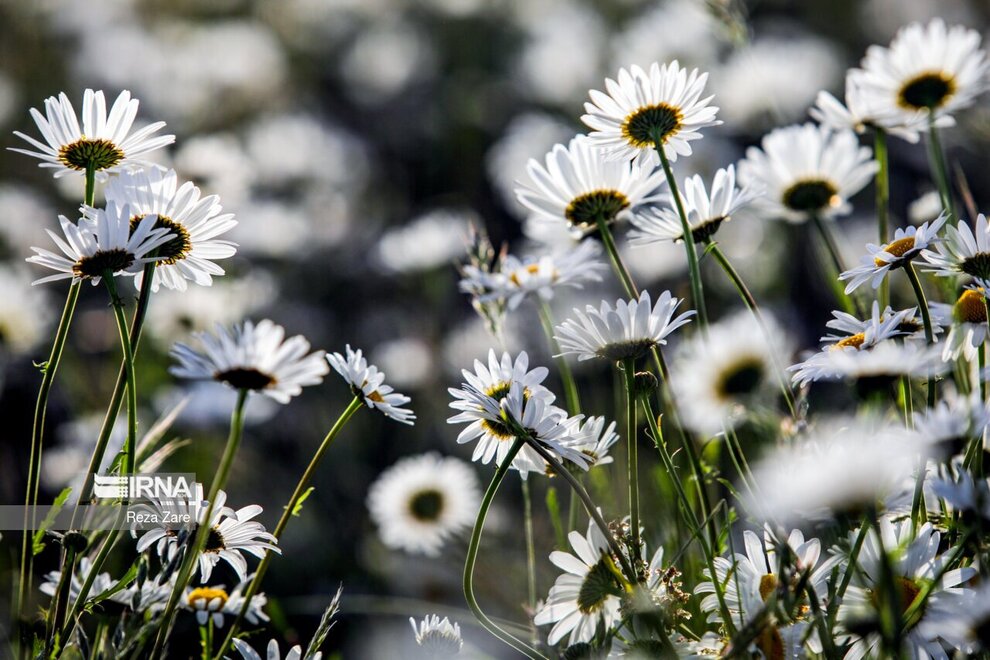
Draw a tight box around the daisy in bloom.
[232,638,322,660]
[558,415,619,470]
[921,583,990,656]
[27,203,174,286]
[935,288,990,359]
[695,528,838,656]
[671,310,791,436]
[533,519,623,646]
[629,165,759,246]
[801,339,947,388]
[932,457,990,521]
[169,319,329,404]
[857,19,989,123]
[10,89,174,179]
[913,388,990,457]
[921,214,990,287]
[459,240,606,311]
[840,214,947,293]
[326,344,415,424]
[744,416,931,523]
[582,61,721,167]
[366,453,480,556]
[409,614,464,656]
[514,135,666,237]
[737,123,877,223]
[836,519,977,659]
[40,557,114,604]
[554,290,694,362]
[184,580,269,628]
[104,166,237,292]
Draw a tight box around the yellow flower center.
[782,179,840,213]
[58,137,125,171]
[898,71,957,111]
[874,236,916,267]
[565,190,630,230]
[130,214,192,265]
[954,289,988,324]
[833,332,867,350]
[188,587,228,609]
[510,263,556,286]
[758,573,778,602]
[621,102,684,148]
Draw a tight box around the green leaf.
[84,559,140,612]
[32,487,72,556]
[290,487,315,517]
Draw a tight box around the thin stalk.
[44,543,78,649]
[537,301,580,414]
[826,519,870,631]
[655,143,707,327]
[875,128,891,309]
[706,240,796,416]
[622,359,640,555]
[594,214,639,298]
[213,396,363,659]
[17,281,82,622]
[522,478,537,635]
[903,264,936,408]
[809,213,860,317]
[150,389,250,659]
[462,438,547,659]
[104,274,137,475]
[926,115,955,219]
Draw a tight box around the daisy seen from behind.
[409,614,464,656]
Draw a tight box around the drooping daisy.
[409,614,464,656]
[10,89,175,179]
[232,638,322,660]
[169,319,329,404]
[836,518,977,659]
[582,61,721,167]
[459,240,607,311]
[629,165,759,246]
[533,519,623,646]
[554,290,694,362]
[840,214,947,293]
[26,203,174,286]
[366,453,480,556]
[857,19,989,123]
[671,310,791,436]
[326,345,415,424]
[103,166,237,292]
[737,123,878,223]
[515,135,666,237]
[921,214,990,286]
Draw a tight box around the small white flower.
[326,345,415,425]
[40,557,114,605]
[914,388,990,456]
[582,61,721,167]
[558,415,620,470]
[515,135,666,238]
[169,319,329,404]
[27,203,174,286]
[921,582,990,655]
[554,290,695,362]
[232,638,321,660]
[409,614,464,656]
[367,453,480,557]
[184,581,269,628]
[10,89,174,179]
[629,165,759,246]
[801,339,948,386]
[738,123,877,223]
[840,214,947,292]
[921,214,990,286]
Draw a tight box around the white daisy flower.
[744,416,933,522]
[232,638,322,660]
[326,344,415,425]
[409,614,464,656]
[857,18,989,123]
[671,310,791,436]
[914,388,990,456]
[515,135,666,237]
[629,165,759,246]
[10,89,175,179]
[104,166,237,292]
[581,61,721,167]
[932,457,990,520]
[366,453,480,557]
[554,290,695,362]
[40,557,114,604]
[802,339,948,387]
[837,518,977,660]
[921,214,990,286]
[921,582,990,655]
[840,214,947,293]
[26,203,174,286]
[533,519,623,646]
[459,240,607,311]
[737,123,878,223]
[169,319,329,404]
[558,415,620,470]
[184,581,269,628]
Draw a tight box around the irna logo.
[92,474,198,500]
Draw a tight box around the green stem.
[17,280,81,624]
[926,115,955,219]
[537,301,580,415]
[875,129,891,309]
[522,478,537,628]
[655,143,707,327]
[151,389,250,659]
[706,240,796,416]
[904,264,936,408]
[594,213,639,298]
[622,359,640,556]
[213,396,363,659]
[809,213,860,317]
[462,438,547,659]
[104,274,137,476]
[826,518,870,632]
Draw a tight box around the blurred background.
[1,0,990,656]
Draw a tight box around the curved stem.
[622,359,640,556]
[150,389,250,659]
[594,214,639,299]
[104,275,137,476]
[522,477,537,636]
[537,301,580,414]
[875,129,891,309]
[926,115,955,219]
[655,144,707,328]
[463,439,546,659]
[212,396,363,659]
